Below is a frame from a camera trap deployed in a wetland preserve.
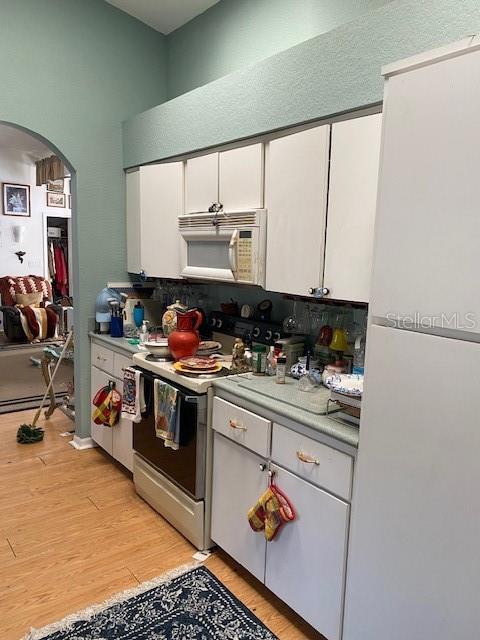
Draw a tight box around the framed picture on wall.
[47,192,66,208]
[46,178,64,193]
[2,183,31,217]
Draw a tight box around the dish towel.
[154,379,180,450]
[121,367,145,422]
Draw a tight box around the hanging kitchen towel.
[121,367,145,423]
[248,482,295,541]
[154,379,180,450]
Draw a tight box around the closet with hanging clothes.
[46,216,70,301]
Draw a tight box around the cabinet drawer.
[113,352,133,380]
[91,343,114,374]
[212,397,271,457]
[271,423,353,501]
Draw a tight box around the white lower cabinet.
[90,360,133,472]
[211,396,352,639]
[211,432,268,582]
[265,464,349,640]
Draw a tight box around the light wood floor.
[0,410,323,640]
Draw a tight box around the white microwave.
[179,209,267,286]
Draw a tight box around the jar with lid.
[252,344,267,375]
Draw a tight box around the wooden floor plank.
[0,409,322,640]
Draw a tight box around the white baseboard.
[69,435,97,450]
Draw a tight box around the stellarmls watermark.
[384,312,477,331]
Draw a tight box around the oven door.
[133,370,207,500]
[180,226,243,282]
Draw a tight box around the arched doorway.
[0,121,77,427]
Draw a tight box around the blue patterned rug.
[24,564,278,639]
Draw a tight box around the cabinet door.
[370,50,480,331]
[90,365,113,455]
[324,113,382,302]
[266,464,349,640]
[140,162,183,279]
[219,143,263,211]
[185,153,218,213]
[211,432,268,581]
[126,168,141,274]
[111,378,133,472]
[266,126,330,296]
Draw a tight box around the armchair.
[0,276,62,342]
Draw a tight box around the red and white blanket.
[18,305,58,342]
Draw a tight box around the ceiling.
[105,0,220,35]
[0,124,52,161]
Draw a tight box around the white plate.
[324,373,363,397]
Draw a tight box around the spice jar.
[252,344,267,375]
[276,355,287,384]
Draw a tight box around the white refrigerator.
[343,38,480,640]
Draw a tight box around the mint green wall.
[166,0,393,98]
[124,0,480,168]
[0,0,167,437]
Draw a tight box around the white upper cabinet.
[265,125,330,296]
[140,162,183,279]
[125,162,183,278]
[370,50,480,330]
[185,153,219,213]
[126,168,141,274]
[219,143,264,211]
[323,113,382,302]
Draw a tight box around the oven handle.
[228,229,239,278]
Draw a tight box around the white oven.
[179,209,267,286]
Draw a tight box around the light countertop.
[89,332,142,356]
[213,374,359,448]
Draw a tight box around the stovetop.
[133,352,233,394]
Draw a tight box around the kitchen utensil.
[168,308,203,360]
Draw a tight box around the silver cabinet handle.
[296,450,320,465]
[308,287,329,298]
[229,418,247,431]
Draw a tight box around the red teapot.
[167,308,203,360]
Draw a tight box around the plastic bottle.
[266,346,276,376]
[139,320,149,346]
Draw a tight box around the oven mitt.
[92,384,122,427]
[248,483,295,541]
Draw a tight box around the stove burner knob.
[216,319,223,329]
[265,329,273,341]
[209,317,216,327]
[252,326,261,338]
[273,331,281,341]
